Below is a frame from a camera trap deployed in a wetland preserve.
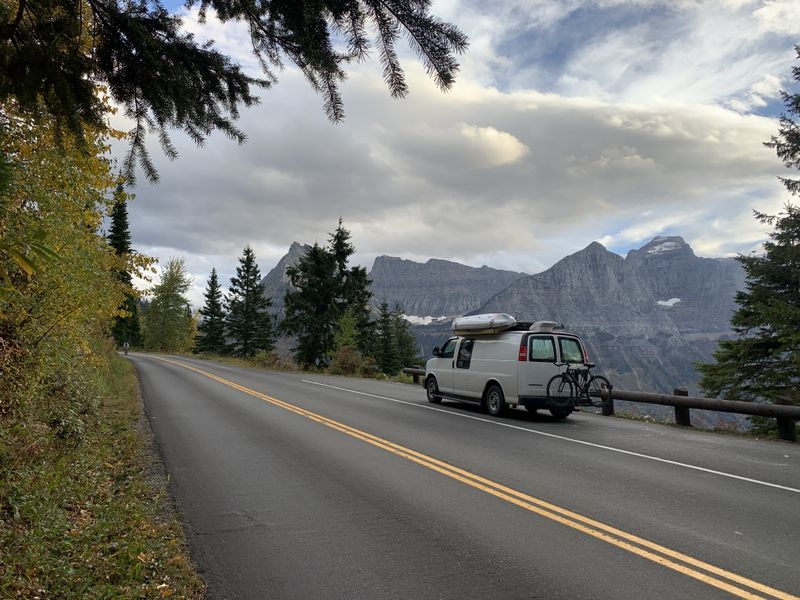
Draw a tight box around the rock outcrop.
[626,236,746,337]
[259,242,311,318]
[369,256,527,317]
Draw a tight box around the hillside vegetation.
[0,101,201,597]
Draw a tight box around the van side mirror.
[432,347,440,357]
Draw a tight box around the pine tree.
[225,246,274,357]
[699,50,800,435]
[283,243,338,367]
[283,221,373,368]
[333,308,359,352]
[142,258,193,351]
[195,268,227,354]
[108,185,132,261]
[375,301,401,375]
[328,307,374,376]
[698,206,800,408]
[108,184,142,347]
[330,219,374,355]
[393,306,422,368]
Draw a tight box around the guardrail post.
[402,366,426,386]
[673,387,691,427]
[776,396,797,442]
[601,384,614,416]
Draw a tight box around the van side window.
[439,338,458,359]
[559,337,584,364]
[456,339,475,369]
[529,336,555,362]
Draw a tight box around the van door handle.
[452,360,455,368]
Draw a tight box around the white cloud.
[458,124,529,167]
[753,0,800,34]
[599,212,703,248]
[120,2,797,303]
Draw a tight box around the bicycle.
[546,363,611,408]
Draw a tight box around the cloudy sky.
[117,0,800,306]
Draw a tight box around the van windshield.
[559,337,584,364]
[439,338,458,358]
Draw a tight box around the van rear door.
[557,336,585,365]
[519,335,559,399]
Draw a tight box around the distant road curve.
[131,354,800,600]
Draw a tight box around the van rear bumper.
[518,395,574,410]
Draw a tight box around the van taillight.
[583,347,590,363]
[518,342,528,362]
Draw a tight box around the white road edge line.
[302,379,800,495]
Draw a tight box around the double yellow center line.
[155,357,797,600]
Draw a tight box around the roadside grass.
[0,353,204,599]
[186,350,419,386]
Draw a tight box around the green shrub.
[328,345,378,377]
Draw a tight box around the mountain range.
[260,236,746,397]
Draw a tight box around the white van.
[424,319,591,419]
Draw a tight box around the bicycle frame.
[563,365,592,400]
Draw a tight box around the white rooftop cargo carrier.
[451,313,517,336]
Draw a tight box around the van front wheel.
[426,377,442,404]
[485,384,506,417]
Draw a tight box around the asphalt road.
[130,354,800,600]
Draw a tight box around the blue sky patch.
[492,3,680,92]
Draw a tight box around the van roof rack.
[501,321,567,332]
[530,321,563,332]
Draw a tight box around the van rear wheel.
[426,377,442,404]
[485,384,506,417]
[546,375,575,409]
[549,407,572,419]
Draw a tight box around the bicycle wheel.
[546,374,575,408]
[587,375,611,407]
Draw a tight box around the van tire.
[485,384,506,417]
[549,407,572,419]
[426,377,442,404]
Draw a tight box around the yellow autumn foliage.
[0,98,152,414]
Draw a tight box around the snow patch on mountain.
[657,297,681,307]
[402,315,450,326]
[647,240,682,255]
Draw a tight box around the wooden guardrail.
[402,367,426,385]
[593,387,799,442]
[403,366,798,441]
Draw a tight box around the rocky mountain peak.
[628,236,694,261]
[286,241,310,259]
[557,241,622,272]
[585,240,609,253]
[624,235,744,337]
[260,242,311,316]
